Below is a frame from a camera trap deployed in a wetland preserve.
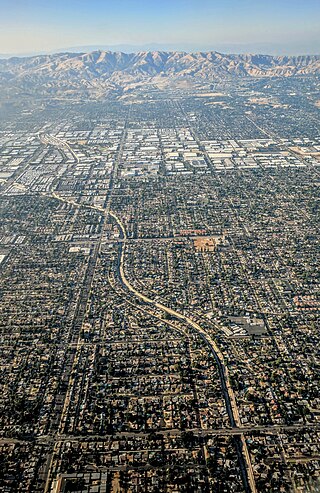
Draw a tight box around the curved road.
[109,210,257,493]
[43,189,257,493]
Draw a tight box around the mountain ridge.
[1,50,319,96]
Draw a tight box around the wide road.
[109,210,257,493]
[43,187,256,492]
[42,120,129,493]
[39,132,80,164]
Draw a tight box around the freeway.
[109,211,240,424]
[42,119,129,493]
[38,133,80,164]
[109,209,257,493]
[42,164,256,491]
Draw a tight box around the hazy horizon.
[1,0,320,56]
[1,42,320,60]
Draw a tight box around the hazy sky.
[1,0,320,55]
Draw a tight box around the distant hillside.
[0,51,319,96]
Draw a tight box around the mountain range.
[0,51,319,97]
